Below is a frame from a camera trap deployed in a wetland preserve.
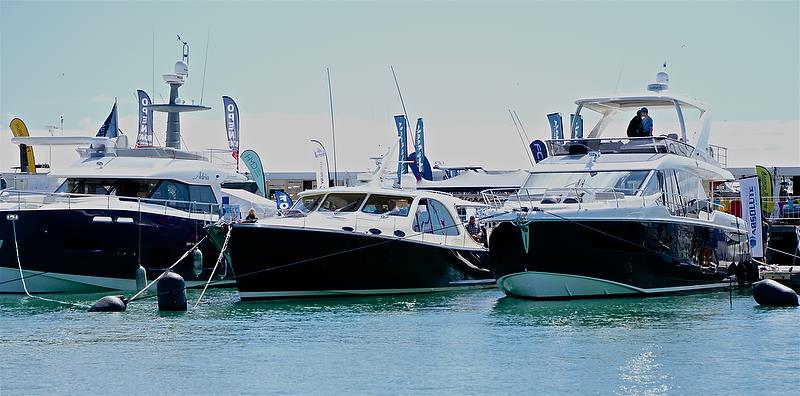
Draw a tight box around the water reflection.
[490,291,737,329]
[615,345,671,395]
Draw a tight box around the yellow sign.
[755,165,773,214]
[9,118,37,174]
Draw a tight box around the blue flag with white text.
[136,90,153,147]
[413,117,429,180]
[394,115,408,182]
[96,102,119,138]
[275,190,292,211]
[570,114,584,139]
[547,113,563,140]
[223,96,240,160]
[529,140,548,163]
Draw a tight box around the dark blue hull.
[0,208,230,293]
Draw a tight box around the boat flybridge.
[0,46,275,293]
[484,71,754,299]
[207,145,494,300]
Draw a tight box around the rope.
[11,220,90,309]
[128,236,208,303]
[766,246,800,260]
[193,225,232,307]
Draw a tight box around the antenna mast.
[326,68,338,187]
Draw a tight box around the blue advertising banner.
[570,114,584,138]
[529,140,548,163]
[546,113,563,140]
[394,115,408,182]
[407,152,433,181]
[414,117,425,178]
[222,96,240,160]
[274,190,292,211]
[135,90,153,147]
[240,149,267,198]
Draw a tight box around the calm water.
[1,288,797,395]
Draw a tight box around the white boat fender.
[136,265,147,291]
[752,279,799,307]
[88,295,128,312]
[157,270,187,311]
[192,248,203,277]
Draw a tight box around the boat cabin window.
[361,194,413,216]
[57,178,159,198]
[149,181,217,213]
[292,194,324,213]
[318,193,367,213]
[523,170,650,195]
[413,199,459,236]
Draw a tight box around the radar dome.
[175,60,188,77]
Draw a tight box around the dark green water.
[1,288,797,395]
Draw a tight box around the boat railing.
[546,136,695,158]
[0,190,222,221]
[283,211,482,250]
[715,195,800,223]
[707,144,728,167]
[482,187,718,220]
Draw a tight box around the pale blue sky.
[1,1,798,169]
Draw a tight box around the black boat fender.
[88,295,128,312]
[157,270,187,311]
[752,279,799,306]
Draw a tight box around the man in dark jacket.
[626,110,643,137]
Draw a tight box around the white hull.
[0,267,136,293]
[0,267,236,293]
[497,271,731,299]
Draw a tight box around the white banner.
[313,145,330,189]
[739,176,764,258]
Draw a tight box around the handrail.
[481,186,719,221]
[715,195,800,221]
[0,189,221,218]
[546,136,696,158]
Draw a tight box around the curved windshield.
[291,194,324,213]
[523,170,651,195]
[361,194,413,217]
[318,193,367,213]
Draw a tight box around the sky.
[1,1,798,173]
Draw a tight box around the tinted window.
[361,194,413,217]
[318,193,367,213]
[149,180,191,211]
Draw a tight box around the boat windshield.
[292,194,324,213]
[522,170,651,195]
[361,194,413,217]
[318,193,367,213]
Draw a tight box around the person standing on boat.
[641,107,653,136]
[626,110,643,137]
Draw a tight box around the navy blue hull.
[222,224,493,300]
[489,219,751,298]
[0,208,230,292]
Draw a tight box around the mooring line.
[11,221,90,309]
[128,236,208,303]
[193,226,232,307]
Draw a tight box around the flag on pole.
[241,149,267,198]
[313,142,330,188]
[547,113,563,140]
[394,115,408,183]
[135,90,153,147]
[739,176,764,258]
[275,190,293,211]
[223,96,240,160]
[570,114,584,139]
[96,101,119,138]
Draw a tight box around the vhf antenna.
[178,35,189,63]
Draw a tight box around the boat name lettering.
[193,171,210,181]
